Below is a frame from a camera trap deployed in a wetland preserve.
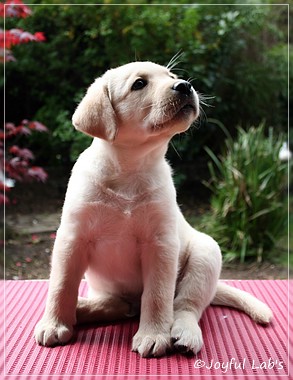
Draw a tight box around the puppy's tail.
[211,282,273,324]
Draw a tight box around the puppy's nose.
[172,80,193,96]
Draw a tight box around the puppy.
[34,61,272,357]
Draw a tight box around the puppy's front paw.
[171,319,203,354]
[34,318,73,347]
[132,328,171,357]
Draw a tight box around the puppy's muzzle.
[149,79,199,133]
[168,80,198,122]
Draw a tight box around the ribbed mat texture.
[1,280,291,379]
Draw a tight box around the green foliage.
[52,109,92,162]
[202,124,288,263]
[4,1,289,182]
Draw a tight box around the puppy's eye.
[131,78,148,91]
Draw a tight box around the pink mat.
[1,280,291,379]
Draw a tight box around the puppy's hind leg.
[76,294,140,324]
[171,231,222,354]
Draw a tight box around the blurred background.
[2,0,291,279]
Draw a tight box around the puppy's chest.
[69,180,173,293]
[79,182,164,240]
[83,188,159,287]
[98,186,152,216]
[66,174,172,244]
[94,176,158,215]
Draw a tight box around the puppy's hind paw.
[34,319,73,347]
[171,319,203,355]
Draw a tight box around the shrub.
[1,0,48,204]
[3,1,288,178]
[1,121,48,204]
[202,123,288,263]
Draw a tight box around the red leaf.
[19,30,37,43]
[5,121,47,136]
[2,29,23,48]
[0,0,32,19]
[27,167,48,182]
[0,193,9,205]
[28,121,48,132]
[0,47,16,62]
[9,146,34,160]
[19,148,34,160]
[5,123,16,132]
[15,125,31,136]
[8,28,22,36]
[34,32,46,42]
[8,156,27,169]
[1,28,46,49]
[0,4,5,18]
[9,145,20,155]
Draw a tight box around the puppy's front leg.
[132,239,178,357]
[34,230,88,346]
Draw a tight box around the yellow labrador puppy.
[34,61,272,357]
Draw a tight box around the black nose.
[172,80,193,96]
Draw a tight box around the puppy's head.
[72,61,199,144]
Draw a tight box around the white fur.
[34,62,272,357]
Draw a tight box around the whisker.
[195,105,208,129]
[170,67,189,77]
[192,118,202,131]
[187,77,196,84]
[170,139,182,160]
[198,92,215,108]
[166,51,184,70]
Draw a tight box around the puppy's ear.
[72,78,117,141]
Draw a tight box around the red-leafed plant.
[1,28,45,61]
[0,0,46,62]
[1,0,48,204]
[1,121,48,204]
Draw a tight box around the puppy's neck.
[93,137,169,173]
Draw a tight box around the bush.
[1,121,48,203]
[1,0,48,204]
[3,1,288,179]
[202,123,288,263]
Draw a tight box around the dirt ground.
[3,177,290,281]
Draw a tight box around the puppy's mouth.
[176,103,197,117]
[151,99,198,132]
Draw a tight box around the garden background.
[2,0,291,280]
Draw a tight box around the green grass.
[202,123,288,263]
[275,197,293,269]
[186,207,291,272]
